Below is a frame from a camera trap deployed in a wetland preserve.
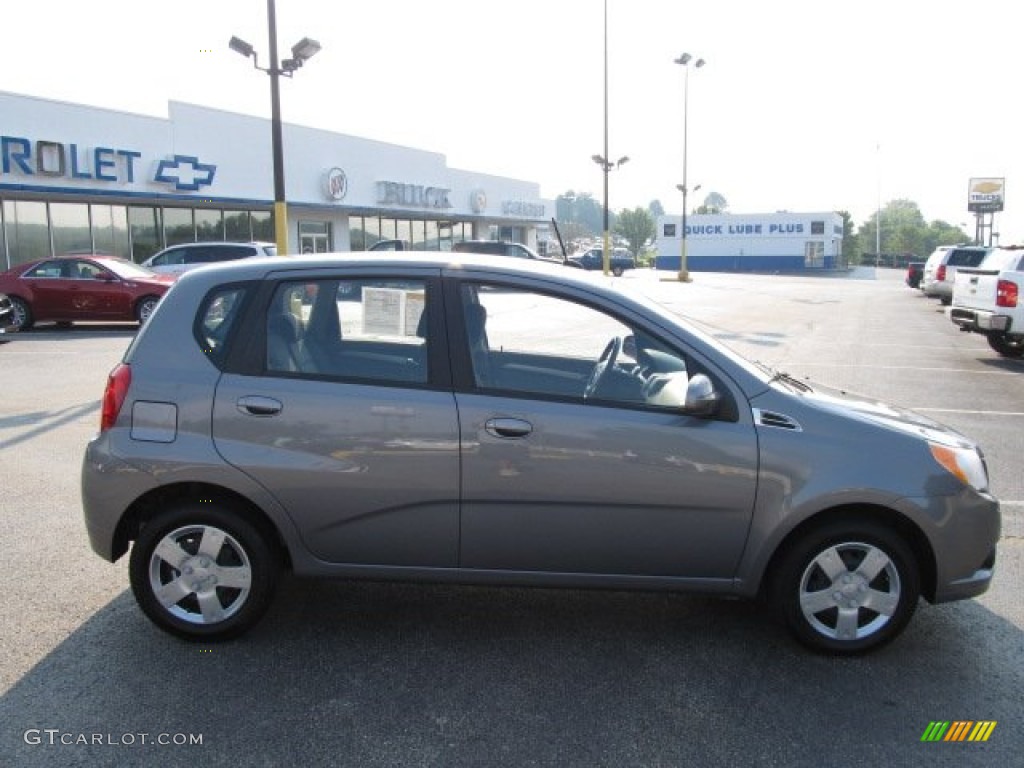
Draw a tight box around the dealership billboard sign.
[967,177,1005,213]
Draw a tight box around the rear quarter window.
[195,285,249,367]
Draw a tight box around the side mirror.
[683,373,720,418]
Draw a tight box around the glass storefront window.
[91,205,130,258]
[196,209,224,241]
[225,210,251,241]
[129,206,162,263]
[3,200,50,266]
[424,220,440,250]
[251,210,274,242]
[396,220,412,248]
[164,208,195,246]
[349,216,367,250]
[380,218,397,243]
[50,203,93,255]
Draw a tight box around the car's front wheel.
[772,519,920,654]
[9,296,33,330]
[129,503,279,641]
[986,332,1024,358]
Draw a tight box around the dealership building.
[655,211,846,272]
[0,91,553,268]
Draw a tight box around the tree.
[694,191,728,214]
[648,200,665,218]
[837,210,860,266]
[614,207,656,259]
[555,191,606,237]
[857,200,971,265]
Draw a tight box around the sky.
[3,0,1021,242]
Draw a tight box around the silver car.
[81,254,1000,653]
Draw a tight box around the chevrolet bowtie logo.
[154,155,217,191]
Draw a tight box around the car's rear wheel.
[136,296,160,324]
[772,519,919,654]
[9,296,33,330]
[986,332,1024,358]
[612,266,624,277]
[129,503,279,641]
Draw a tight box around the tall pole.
[675,54,703,282]
[601,0,610,276]
[268,0,288,255]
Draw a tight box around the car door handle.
[485,417,532,439]
[237,396,283,416]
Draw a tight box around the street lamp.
[593,154,630,275]
[676,182,701,271]
[674,53,704,282]
[229,0,320,255]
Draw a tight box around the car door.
[451,280,759,580]
[69,259,131,318]
[20,260,74,319]
[211,270,462,567]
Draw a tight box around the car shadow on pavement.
[2,579,1021,767]
[0,401,98,450]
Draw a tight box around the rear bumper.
[950,307,1011,333]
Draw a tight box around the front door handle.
[485,417,532,439]
[237,396,283,416]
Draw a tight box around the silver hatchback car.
[82,255,1000,653]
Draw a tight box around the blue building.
[656,211,846,272]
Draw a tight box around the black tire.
[986,332,1024,358]
[136,295,161,324]
[771,519,919,654]
[612,266,624,277]
[9,296,33,330]
[129,503,279,641]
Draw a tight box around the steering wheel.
[584,336,622,399]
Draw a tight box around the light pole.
[230,0,320,255]
[591,0,631,277]
[676,182,701,272]
[592,154,630,275]
[674,53,704,282]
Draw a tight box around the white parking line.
[791,363,1020,375]
[913,408,1024,417]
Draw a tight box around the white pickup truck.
[950,246,1024,358]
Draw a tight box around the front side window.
[460,284,691,408]
[266,278,428,384]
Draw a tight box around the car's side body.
[81,254,1000,651]
[0,256,174,328]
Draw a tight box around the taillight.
[100,363,132,432]
[937,264,946,281]
[996,279,1019,308]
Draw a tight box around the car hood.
[782,379,976,449]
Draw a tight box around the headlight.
[929,443,989,492]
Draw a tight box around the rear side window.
[947,249,988,267]
[265,278,428,384]
[196,286,248,366]
[193,245,256,264]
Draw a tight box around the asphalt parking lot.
[1,266,1021,767]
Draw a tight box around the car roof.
[167,251,616,296]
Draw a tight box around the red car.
[0,255,175,330]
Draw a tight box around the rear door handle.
[485,417,532,438]
[237,396,283,416]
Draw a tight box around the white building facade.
[656,211,846,272]
[0,91,553,267]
